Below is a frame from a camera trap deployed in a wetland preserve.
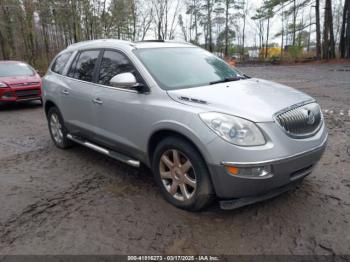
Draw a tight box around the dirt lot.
[0,63,349,255]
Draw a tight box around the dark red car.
[0,61,42,103]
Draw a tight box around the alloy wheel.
[50,113,63,144]
[159,149,197,201]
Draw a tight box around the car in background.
[0,61,42,104]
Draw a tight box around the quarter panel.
[42,73,67,114]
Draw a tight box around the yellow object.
[259,47,282,58]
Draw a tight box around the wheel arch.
[44,100,58,117]
[148,129,207,163]
[147,128,217,196]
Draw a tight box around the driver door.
[92,50,148,158]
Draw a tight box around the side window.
[67,53,79,78]
[51,52,72,75]
[98,51,137,87]
[69,50,100,82]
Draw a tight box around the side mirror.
[110,72,137,88]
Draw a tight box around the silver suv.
[43,40,327,211]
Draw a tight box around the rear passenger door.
[61,49,101,137]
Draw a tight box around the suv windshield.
[134,47,243,90]
[0,63,35,77]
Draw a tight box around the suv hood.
[167,78,314,122]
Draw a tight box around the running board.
[67,134,140,168]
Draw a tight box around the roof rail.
[135,40,193,46]
[136,40,165,43]
[166,40,193,46]
[68,40,96,47]
[67,39,133,49]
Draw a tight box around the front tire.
[47,107,74,149]
[152,137,214,211]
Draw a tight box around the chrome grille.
[275,103,322,138]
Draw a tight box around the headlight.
[199,112,266,146]
[0,82,8,88]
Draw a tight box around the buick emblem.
[303,109,316,125]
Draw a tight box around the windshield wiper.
[209,77,241,85]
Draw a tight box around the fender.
[147,119,216,166]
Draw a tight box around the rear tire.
[152,137,214,211]
[47,107,74,149]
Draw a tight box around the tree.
[241,0,249,60]
[222,0,235,57]
[340,0,350,58]
[110,0,133,39]
[203,0,214,52]
[0,0,348,68]
[280,1,286,58]
[333,0,344,45]
[315,0,321,59]
[186,0,202,44]
[136,0,153,40]
[216,28,235,53]
[152,0,181,40]
[0,0,14,59]
[253,2,274,59]
[252,8,266,51]
[264,8,274,58]
[322,0,336,59]
[178,14,188,41]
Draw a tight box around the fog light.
[225,165,272,178]
[2,92,13,98]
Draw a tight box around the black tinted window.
[71,50,100,82]
[98,51,135,86]
[51,52,72,75]
[68,53,81,79]
[67,53,79,78]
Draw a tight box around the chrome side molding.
[67,134,140,168]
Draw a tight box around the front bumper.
[0,87,42,102]
[219,179,303,210]
[208,135,327,201]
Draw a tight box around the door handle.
[62,89,69,95]
[92,98,103,105]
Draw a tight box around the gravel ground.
[0,63,349,255]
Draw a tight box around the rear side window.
[51,52,72,75]
[98,51,136,86]
[69,50,100,82]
